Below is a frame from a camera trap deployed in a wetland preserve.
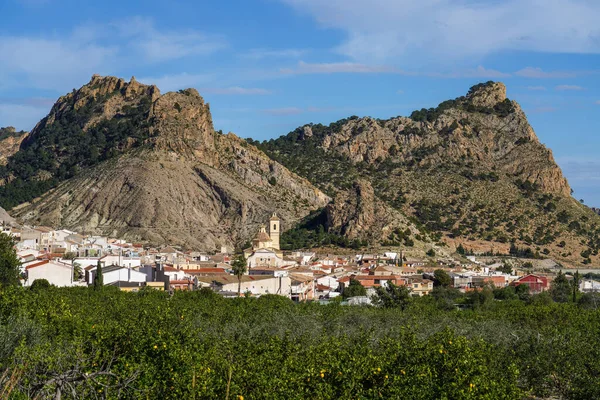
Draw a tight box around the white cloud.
[281,0,600,63]
[558,158,600,182]
[280,61,406,74]
[555,85,585,91]
[429,65,511,79]
[243,48,308,59]
[0,17,225,93]
[112,17,226,62]
[526,86,547,91]
[0,36,117,91]
[202,87,272,95]
[262,107,304,116]
[515,67,579,79]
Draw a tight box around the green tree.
[497,263,513,275]
[433,269,452,288]
[93,261,103,289]
[231,254,248,297]
[371,282,411,309]
[343,278,367,298]
[426,249,436,257]
[515,283,531,301]
[0,232,21,286]
[572,270,580,303]
[73,262,83,281]
[456,244,465,255]
[30,278,51,290]
[550,270,571,303]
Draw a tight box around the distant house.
[511,274,548,293]
[87,265,147,286]
[580,279,600,293]
[408,278,434,297]
[24,260,74,287]
[196,275,292,297]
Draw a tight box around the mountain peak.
[465,81,507,108]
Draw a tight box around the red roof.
[25,260,50,270]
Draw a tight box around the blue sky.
[0,0,599,205]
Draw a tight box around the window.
[273,224,277,231]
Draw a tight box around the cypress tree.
[94,261,103,289]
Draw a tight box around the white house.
[87,265,147,286]
[197,275,292,297]
[25,260,75,287]
[580,279,600,293]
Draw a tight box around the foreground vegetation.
[1,286,599,399]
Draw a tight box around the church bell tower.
[269,212,280,250]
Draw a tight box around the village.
[7,213,600,303]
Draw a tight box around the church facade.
[244,213,285,267]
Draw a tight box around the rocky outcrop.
[0,127,28,165]
[262,81,599,265]
[9,75,329,250]
[302,82,571,197]
[325,180,420,243]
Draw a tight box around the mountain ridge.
[259,81,600,266]
[7,75,329,250]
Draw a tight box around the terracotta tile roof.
[25,260,50,270]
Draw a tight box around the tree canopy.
[0,232,21,286]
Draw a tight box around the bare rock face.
[35,75,160,135]
[466,81,507,108]
[0,127,28,165]
[148,89,216,163]
[302,82,571,198]
[10,75,329,250]
[325,179,421,243]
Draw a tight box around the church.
[244,213,285,268]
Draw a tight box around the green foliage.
[231,254,248,296]
[550,271,571,303]
[426,249,436,257]
[30,279,51,290]
[0,233,21,287]
[268,176,277,186]
[497,263,513,275]
[1,288,599,398]
[280,209,363,250]
[371,282,411,310]
[0,93,153,209]
[343,278,366,298]
[93,261,103,289]
[433,269,452,288]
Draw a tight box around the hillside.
[259,82,600,266]
[0,127,28,166]
[6,75,328,250]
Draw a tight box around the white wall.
[26,262,73,287]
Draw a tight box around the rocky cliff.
[261,82,600,266]
[0,127,28,165]
[7,75,328,250]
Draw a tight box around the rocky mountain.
[0,127,28,166]
[5,75,328,250]
[260,82,600,266]
[592,207,600,216]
